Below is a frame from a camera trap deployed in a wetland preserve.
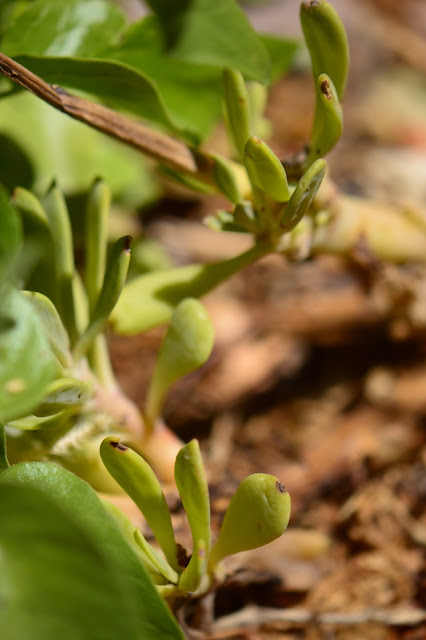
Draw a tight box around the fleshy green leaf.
[300,0,349,165]
[244,136,290,202]
[146,0,271,83]
[145,299,214,428]
[280,158,326,231]
[0,462,184,639]
[209,473,291,567]
[111,243,267,334]
[0,288,58,423]
[222,68,253,161]
[306,74,343,164]
[175,439,210,592]
[100,436,180,573]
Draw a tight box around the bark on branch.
[0,52,214,181]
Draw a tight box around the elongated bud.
[73,236,131,360]
[174,440,210,592]
[209,473,291,567]
[43,182,78,343]
[212,154,242,204]
[300,0,348,165]
[300,0,349,99]
[307,74,342,164]
[85,178,111,315]
[244,137,290,203]
[100,436,179,571]
[144,299,214,430]
[223,68,252,161]
[280,159,326,231]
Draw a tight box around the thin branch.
[0,52,215,181]
[213,605,426,632]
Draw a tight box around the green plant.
[1,0,424,637]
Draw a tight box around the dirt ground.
[110,1,426,638]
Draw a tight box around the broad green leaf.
[13,55,194,139]
[111,243,267,334]
[0,288,58,423]
[260,34,300,84]
[0,485,142,640]
[0,185,21,282]
[147,0,271,84]
[101,16,223,141]
[0,93,159,203]
[2,0,127,58]
[0,461,185,639]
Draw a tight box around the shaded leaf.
[0,461,185,639]
[0,288,58,423]
[147,0,271,83]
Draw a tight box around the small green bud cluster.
[207,0,348,252]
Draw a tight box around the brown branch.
[0,52,215,180]
[213,605,426,633]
